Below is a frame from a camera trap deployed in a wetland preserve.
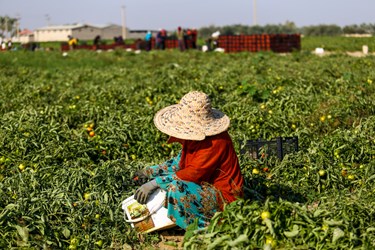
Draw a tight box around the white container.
[122,189,175,233]
[362,45,369,55]
[315,48,325,55]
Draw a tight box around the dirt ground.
[155,228,185,250]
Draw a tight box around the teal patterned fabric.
[144,151,220,229]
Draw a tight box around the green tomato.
[318,170,326,177]
[261,211,271,220]
[18,164,26,171]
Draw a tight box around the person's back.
[144,32,152,51]
[145,32,152,41]
[177,131,244,204]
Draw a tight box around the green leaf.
[62,227,70,239]
[15,225,29,242]
[228,234,249,247]
[5,204,18,210]
[263,218,275,235]
[332,227,345,243]
[284,225,299,238]
[207,235,231,250]
[324,220,343,226]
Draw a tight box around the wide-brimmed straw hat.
[154,91,230,141]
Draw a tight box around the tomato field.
[0,48,374,249]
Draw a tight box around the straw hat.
[154,91,230,141]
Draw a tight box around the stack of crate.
[217,34,300,53]
[269,34,301,52]
[165,39,178,49]
[240,136,299,160]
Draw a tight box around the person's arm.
[153,143,223,191]
[144,151,182,178]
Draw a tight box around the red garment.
[176,131,244,204]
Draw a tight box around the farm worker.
[177,26,185,51]
[160,29,167,50]
[133,91,244,230]
[155,29,163,50]
[191,28,198,49]
[67,35,78,50]
[93,35,101,50]
[144,31,152,51]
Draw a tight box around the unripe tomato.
[265,236,276,247]
[252,168,260,175]
[318,170,326,177]
[261,211,271,220]
[18,164,26,171]
[84,193,90,200]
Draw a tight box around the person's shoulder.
[204,132,232,147]
[213,131,231,141]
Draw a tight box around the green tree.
[302,24,342,36]
[0,16,18,38]
[343,23,375,35]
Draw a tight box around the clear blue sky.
[1,0,374,31]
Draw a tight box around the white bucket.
[315,48,325,55]
[122,189,176,233]
[362,45,369,55]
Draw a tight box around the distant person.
[155,29,163,50]
[184,29,191,50]
[68,35,78,50]
[160,29,167,50]
[93,35,101,50]
[113,36,123,45]
[144,31,152,51]
[211,31,220,50]
[7,40,13,50]
[177,26,185,51]
[191,28,198,49]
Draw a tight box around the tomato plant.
[0,47,374,249]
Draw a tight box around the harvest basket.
[240,136,299,160]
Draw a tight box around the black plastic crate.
[240,136,299,160]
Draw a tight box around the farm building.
[18,29,35,44]
[33,23,129,42]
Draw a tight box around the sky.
[1,0,374,31]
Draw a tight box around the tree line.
[198,22,375,37]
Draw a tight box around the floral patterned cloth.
[144,151,222,229]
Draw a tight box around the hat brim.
[154,104,230,141]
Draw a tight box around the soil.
[155,228,185,250]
